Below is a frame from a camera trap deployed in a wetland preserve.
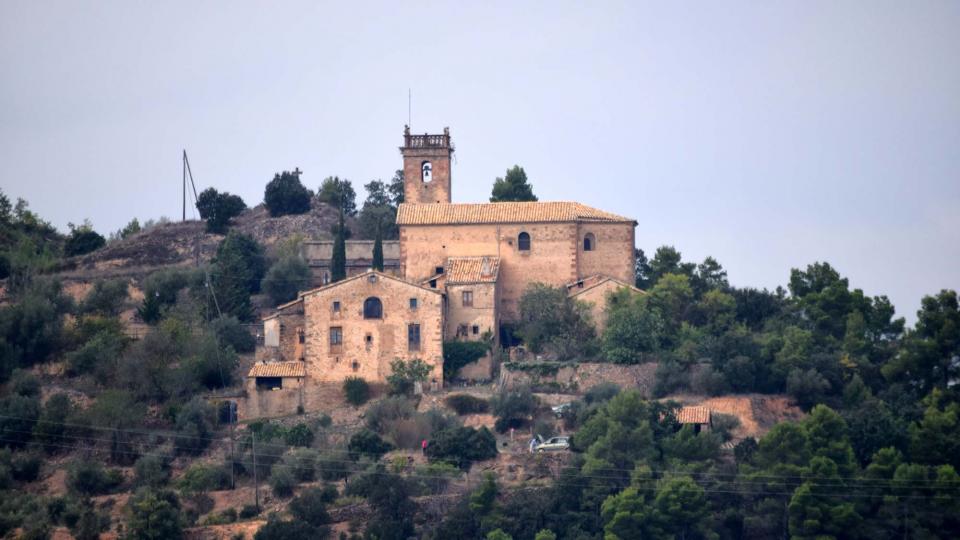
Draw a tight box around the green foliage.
[66,459,123,496]
[262,255,311,305]
[288,486,335,527]
[386,358,432,396]
[652,359,689,397]
[281,448,319,482]
[134,454,172,488]
[601,292,664,363]
[174,398,215,456]
[884,289,959,392]
[331,208,346,282]
[585,382,621,404]
[445,394,490,415]
[0,278,71,379]
[518,283,597,359]
[909,390,960,469]
[372,225,384,271]
[254,517,325,540]
[79,278,128,316]
[64,224,106,257]
[0,393,41,448]
[125,488,184,540]
[359,179,399,240]
[178,463,230,494]
[284,423,314,447]
[486,529,513,540]
[786,368,830,411]
[269,465,297,498]
[490,386,537,432]
[138,268,189,324]
[490,165,537,202]
[365,473,416,540]
[347,429,393,460]
[264,170,312,217]
[32,392,74,452]
[426,426,498,469]
[342,376,371,406]
[316,176,357,216]
[442,341,489,380]
[211,316,256,353]
[195,188,246,233]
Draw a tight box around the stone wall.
[302,272,445,384]
[445,281,498,343]
[569,279,642,334]
[501,361,658,396]
[400,221,634,321]
[242,377,304,419]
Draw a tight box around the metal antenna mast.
[182,150,199,221]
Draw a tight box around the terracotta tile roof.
[676,405,711,424]
[396,201,635,226]
[445,256,500,284]
[247,362,306,378]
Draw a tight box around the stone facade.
[401,126,453,205]
[302,240,401,285]
[567,275,645,334]
[298,271,444,384]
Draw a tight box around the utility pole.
[182,150,199,222]
[252,431,260,510]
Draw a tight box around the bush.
[690,365,729,396]
[348,429,393,461]
[212,316,256,353]
[490,386,537,433]
[263,256,311,305]
[386,358,431,396]
[532,418,557,440]
[652,360,689,397]
[288,486,335,527]
[365,396,416,433]
[196,188,246,233]
[282,448,319,482]
[442,341,489,380]
[79,279,128,317]
[284,423,314,447]
[269,465,297,498]
[33,392,74,453]
[66,459,123,496]
[786,368,830,410]
[518,283,597,359]
[445,394,490,415]
[239,504,260,519]
[712,413,741,442]
[426,426,498,469]
[0,394,41,448]
[584,382,620,404]
[134,453,172,488]
[316,451,352,481]
[65,228,105,257]
[254,518,323,540]
[381,409,459,450]
[174,398,215,456]
[178,463,230,494]
[343,377,370,407]
[734,437,758,464]
[9,369,40,397]
[65,328,129,377]
[264,171,312,217]
[125,488,184,540]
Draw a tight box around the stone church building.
[247,127,640,415]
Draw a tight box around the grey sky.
[1,1,957,322]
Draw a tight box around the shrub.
[284,423,314,447]
[711,413,741,442]
[179,463,230,494]
[268,463,297,497]
[196,188,246,233]
[239,504,260,519]
[64,228,105,257]
[79,279,128,317]
[532,418,557,440]
[518,283,597,359]
[0,394,41,448]
[426,426,497,469]
[262,256,311,305]
[365,396,416,433]
[386,358,431,396]
[9,451,41,482]
[786,368,830,411]
[490,386,537,433]
[734,437,758,464]
[381,409,459,450]
[445,394,490,415]
[65,328,128,377]
[9,369,40,397]
[584,382,621,404]
[66,459,123,496]
[348,429,393,461]
[288,486,334,527]
[174,398,215,456]
[254,518,322,540]
[690,365,729,396]
[652,360,689,397]
[125,488,184,540]
[442,341,489,380]
[134,453,172,488]
[212,316,256,353]
[342,377,370,407]
[33,392,74,453]
[264,171,312,217]
[282,448,319,482]
[316,451,352,481]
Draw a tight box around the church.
[246,127,640,415]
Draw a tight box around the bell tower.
[400,126,453,204]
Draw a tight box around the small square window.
[429,279,437,289]
[457,324,468,337]
[435,266,445,275]
[472,325,479,335]
[462,291,473,307]
[333,301,341,313]
[409,298,418,310]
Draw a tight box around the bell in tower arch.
[421,161,432,183]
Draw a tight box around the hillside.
[53,200,357,282]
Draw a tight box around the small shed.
[244,362,307,418]
[676,405,712,433]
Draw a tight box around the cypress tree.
[372,223,384,272]
[331,208,346,282]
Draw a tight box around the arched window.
[363,297,383,319]
[421,161,432,182]
[583,233,596,251]
[518,232,531,251]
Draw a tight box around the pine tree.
[372,224,384,272]
[331,208,346,282]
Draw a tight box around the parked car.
[534,436,570,452]
[551,403,573,418]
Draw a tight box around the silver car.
[534,436,570,452]
[551,403,573,418]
